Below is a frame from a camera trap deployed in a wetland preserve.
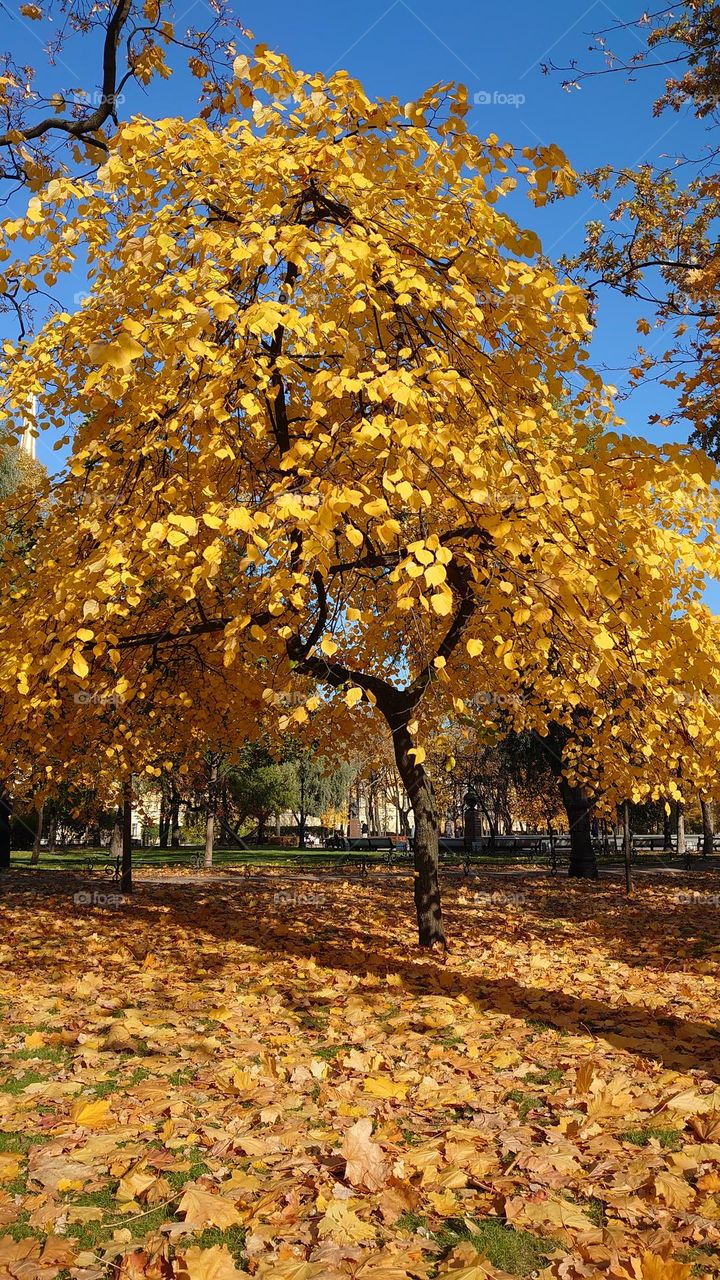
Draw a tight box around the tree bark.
[558,778,598,879]
[391,720,445,949]
[170,782,181,848]
[0,790,11,870]
[677,802,686,859]
[701,798,714,857]
[158,784,169,848]
[48,813,57,855]
[31,802,44,865]
[121,780,132,894]
[110,806,123,859]
[622,800,632,895]
[204,757,218,870]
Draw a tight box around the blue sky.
[4,0,705,461]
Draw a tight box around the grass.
[193,1225,246,1265]
[505,1088,547,1121]
[8,843,710,876]
[619,1125,681,1149]
[524,1067,564,1085]
[0,1068,50,1094]
[397,1213,557,1276]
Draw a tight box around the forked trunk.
[558,779,598,879]
[391,721,445,949]
[701,799,714,857]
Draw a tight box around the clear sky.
[3,0,705,456]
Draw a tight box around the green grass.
[165,1148,211,1190]
[13,1045,68,1063]
[314,1044,352,1061]
[505,1089,546,1122]
[0,1068,49,1094]
[524,1068,564,1085]
[618,1125,681,1149]
[402,1214,557,1276]
[0,1130,48,1154]
[193,1225,246,1265]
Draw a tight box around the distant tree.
[226,745,295,843]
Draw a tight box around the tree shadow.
[2,866,719,1081]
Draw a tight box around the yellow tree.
[3,50,720,946]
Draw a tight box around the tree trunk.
[158,785,169,848]
[170,783,181,848]
[701,799,714,857]
[121,780,132,894]
[110,806,123,859]
[204,757,218,870]
[0,791,11,870]
[48,814,57,855]
[677,803,686,859]
[298,764,307,850]
[558,779,598,879]
[31,802,44,865]
[622,800,632,895]
[391,720,445,949]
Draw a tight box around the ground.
[0,865,718,1279]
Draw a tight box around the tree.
[285,748,352,848]
[3,50,720,946]
[226,745,295,843]
[545,4,720,449]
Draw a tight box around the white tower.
[20,395,37,460]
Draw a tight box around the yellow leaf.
[345,687,363,708]
[641,1253,692,1280]
[181,1244,249,1279]
[0,1154,22,1183]
[71,1099,111,1129]
[72,652,89,679]
[431,591,453,616]
[317,1199,376,1244]
[408,746,425,765]
[364,1076,409,1100]
[466,639,484,657]
[88,331,144,369]
[179,1186,243,1230]
[320,635,338,657]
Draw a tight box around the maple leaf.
[317,1199,377,1245]
[341,1117,389,1191]
[176,1244,250,1279]
[178,1185,243,1230]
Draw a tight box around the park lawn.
[0,870,718,1279]
[7,846,344,873]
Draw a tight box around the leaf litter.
[0,867,718,1279]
